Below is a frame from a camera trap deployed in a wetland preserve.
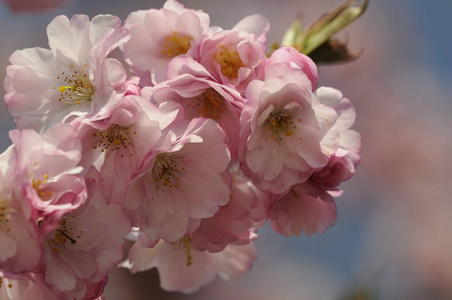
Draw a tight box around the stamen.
[0,199,16,232]
[50,218,78,253]
[31,174,53,200]
[181,236,193,266]
[192,88,225,120]
[0,277,11,289]
[161,31,193,58]
[151,154,183,189]
[213,45,244,79]
[264,110,298,142]
[94,125,133,157]
[55,63,94,105]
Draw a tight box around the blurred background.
[0,0,451,299]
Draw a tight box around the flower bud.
[282,0,368,57]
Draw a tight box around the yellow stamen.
[264,110,298,142]
[31,174,53,200]
[181,236,193,266]
[59,86,72,93]
[161,31,193,58]
[213,45,244,79]
[152,154,183,189]
[55,63,94,105]
[95,125,132,157]
[194,88,225,120]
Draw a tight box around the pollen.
[49,218,78,253]
[264,110,299,142]
[0,277,12,289]
[0,199,15,232]
[152,154,184,189]
[193,88,226,120]
[161,31,193,58]
[95,125,132,156]
[213,44,244,79]
[31,174,53,200]
[55,63,94,105]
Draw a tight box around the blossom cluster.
[0,0,360,298]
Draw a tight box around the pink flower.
[123,237,258,293]
[151,56,245,157]
[125,118,231,242]
[191,166,269,252]
[3,0,65,13]
[0,146,41,276]
[74,95,171,204]
[122,0,210,84]
[4,14,130,132]
[39,167,131,299]
[267,46,319,90]
[269,182,337,237]
[9,124,86,221]
[310,155,356,189]
[316,87,361,163]
[310,87,361,188]
[239,70,339,194]
[194,15,269,94]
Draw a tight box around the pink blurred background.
[0,0,450,299]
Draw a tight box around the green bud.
[281,14,304,52]
[282,0,368,56]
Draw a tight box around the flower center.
[55,63,94,105]
[265,110,301,142]
[31,174,53,200]
[190,88,225,120]
[151,154,184,189]
[93,125,134,157]
[161,31,193,58]
[54,218,77,245]
[0,199,15,232]
[49,218,83,253]
[213,45,244,79]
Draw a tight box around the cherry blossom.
[125,118,231,242]
[39,167,131,299]
[151,56,245,157]
[239,69,339,194]
[122,0,210,85]
[309,87,361,189]
[194,14,269,94]
[4,14,130,132]
[268,87,359,237]
[123,237,258,293]
[0,1,364,297]
[9,124,86,221]
[0,146,41,276]
[269,182,337,237]
[267,46,319,91]
[191,166,269,252]
[74,95,174,205]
